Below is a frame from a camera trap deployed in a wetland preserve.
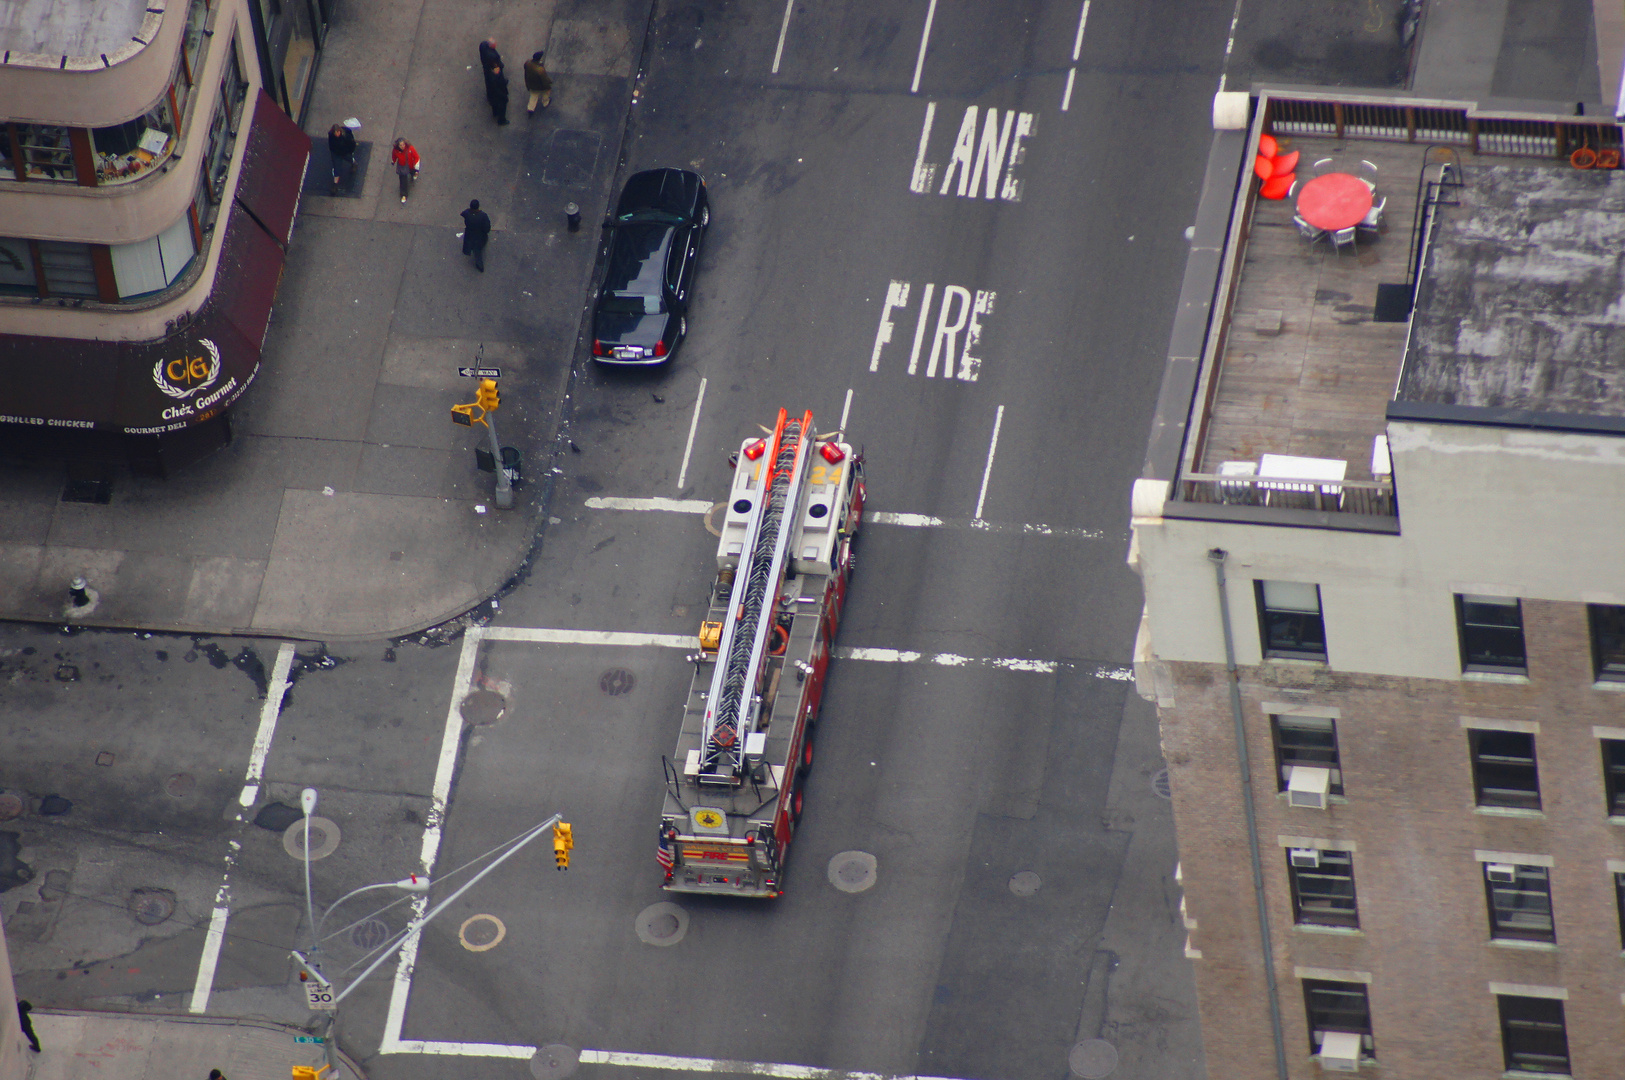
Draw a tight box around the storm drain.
[1152,768,1172,799]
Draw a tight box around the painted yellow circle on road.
[458,913,507,952]
[694,809,723,829]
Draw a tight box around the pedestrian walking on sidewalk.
[524,52,552,114]
[327,123,356,194]
[17,1000,39,1052]
[207,1071,228,1080]
[485,63,510,125]
[390,138,421,203]
[479,37,502,76]
[461,200,491,272]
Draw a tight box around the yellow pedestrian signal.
[451,402,481,427]
[552,822,573,870]
[476,378,500,412]
[292,1067,331,1080]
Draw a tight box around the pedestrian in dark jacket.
[479,38,502,76]
[523,52,552,114]
[18,1000,39,1052]
[327,123,356,194]
[460,199,491,272]
[484,64,510,125]
[390,138,420,202]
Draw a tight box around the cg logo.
[152,338,221,400]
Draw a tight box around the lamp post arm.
[330,813,561,1006]
[313,878,426,947]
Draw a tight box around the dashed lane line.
[582,497,1106,539]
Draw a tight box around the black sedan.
[591,168,709,365]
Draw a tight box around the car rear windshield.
[603,292,664,314]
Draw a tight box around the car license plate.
[614,346,642,359]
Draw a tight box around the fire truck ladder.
[699,410,814,781]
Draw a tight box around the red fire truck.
[657,408,865,897]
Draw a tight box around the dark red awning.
[233,89,310,248]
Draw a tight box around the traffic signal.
[476,378,500,412]
[552,822,573,870]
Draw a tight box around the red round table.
[1296,173,1373,231]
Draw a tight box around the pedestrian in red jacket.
[391,138,421,203]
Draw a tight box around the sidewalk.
[0,0,646,642]
[25,1010,361,1080]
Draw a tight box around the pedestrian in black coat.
[461,200,491,272]
[18,1000,40,1052]
[327,123,356,194]
[484,64,510,125]
[479,38,502,76]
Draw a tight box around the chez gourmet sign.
[126,332,257,434]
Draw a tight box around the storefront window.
[92,94,178,185]
[0,129,17,182]
[0,238,37,295]
[181,0,210,94]
[203,42,248,203]
[13,125,77,182]
[110,213,197,299]
[36,241,99,298]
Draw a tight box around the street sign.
[303,981,337,1011]
[294,1035,326,1044]
[457,367,502,378]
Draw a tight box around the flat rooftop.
[1399,164,1625,417]
[0,0,148,59]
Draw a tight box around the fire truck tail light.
[743,439,767,461]
[819,442,846,464]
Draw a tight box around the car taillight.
[653,340,668,357]
[592,340,611,356]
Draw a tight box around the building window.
[11,124,77,182]
[1457,594,1526,673]
[1288,848,1358,928]
[109,214,198,299]
[203,41,249,205]
[1468,729,1540,810]
[91,93,178,185]
[1302,979,1373,1061]
[0,237,38,296]
[1271,714,1343,796]
[1484,862,1555,943]
[181,0,211,98]
[36,241,99,298]
[1602,740,1625,816]
[1614,872,1625,949]
[1497,995,1569,1075]
[1591,605,1625,682]
[1256,581,1326,660]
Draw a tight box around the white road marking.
[484,627,699,648]
[870,281,911,371]
[771,0,795,74]
[583,497,1104,539]
[973,405,1004,521]
[910,0,937,93]
[677,377,707,490]
[582,1049,968,1080]
[909,101,937,192]
[906,282,934,374]
[926,286,971,378]
[839,387,853,432]
[238,642,297,806]
[1061,67,1076,112]
[194,641,295,1014]
[1072,0,1091,59]
[1219,0,1244,91]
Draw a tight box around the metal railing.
[1265,95,1622,159]
[1180,473,1398,517]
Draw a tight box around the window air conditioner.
[1287,765,1332,809]
[1486,863,1517,883]
[1318,1030,1362,1072]
[1289,847,1321,869]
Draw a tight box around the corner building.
[1132,88,1625,1079]
[0,0,308,472]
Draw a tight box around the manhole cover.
[599,668,636,696]
[634,902,689,946]
[530,1044,581,1080]
[460,689,507,725]
[1152,768,1172,799]
[164,773,196,798]
[1070,1039,1119,1078]
[458,913,506,952]
[0,793,23,821]
[828,851,878,893]
[282,817,341,861]
[1009,871,1042,896]
[352,918,391,950]
[128,888,176,926]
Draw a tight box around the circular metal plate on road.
[0,793,23,821]
[164,773,196,798]
[635,902,689,946]
[599,668,636,696]
[282,817,341,861]
[1009,871,1042,896]
[530,1044,580,1080]
[460,689,507,726]
[828,851,878,893]
[459,913,507,952]
[702,502,727,537]
[1069,1039,1120,1079]
[1152,768,1172,799]
[128,888,176,926]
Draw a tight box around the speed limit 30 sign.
[304,980,336,1011]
